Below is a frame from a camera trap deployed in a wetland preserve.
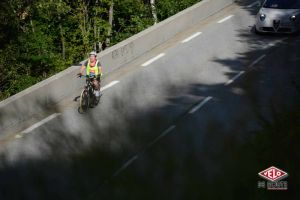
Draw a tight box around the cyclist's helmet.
[89,51,97,57]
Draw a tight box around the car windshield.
[263,0,300,9]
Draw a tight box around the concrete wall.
[0,0,234,133]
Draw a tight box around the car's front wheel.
[254,25,262,35]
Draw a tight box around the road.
[1,0,299,199]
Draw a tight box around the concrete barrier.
[0,0,234,133]
[99,0,235,74]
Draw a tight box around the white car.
[255,0,300,34]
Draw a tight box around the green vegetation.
[0,0,201,101]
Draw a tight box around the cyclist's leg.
[96,76,101,92]
[92,79,100,90]
[93,79,101,98]
[97,76,101,90]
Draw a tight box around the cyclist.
[78,51,103,100]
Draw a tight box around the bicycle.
[77,74,101,113]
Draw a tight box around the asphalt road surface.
[1,0,299,199]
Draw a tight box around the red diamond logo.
[258,166,288,182]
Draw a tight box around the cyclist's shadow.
[74,96,80,102]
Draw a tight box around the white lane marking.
[181,32,202,43]
[268,39,285,47]
[189,97,213,114]
[264,38,287,49]
[101,80,120,91]
[247,1,260,8]
[15,134,22,139]
[249,54,266,68]
[217,15,234,23]
[112,124,176,177]
[21,113,61,134]
[267,42,275,47]
[225,71,245,86]
[141,53,165,67]
[113,155,139,177]
[267,41,279,48]
[147,125,176,148]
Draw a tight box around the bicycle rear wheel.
[79,89,89,113]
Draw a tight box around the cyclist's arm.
[80,61,88,75]
[80,65,86,75]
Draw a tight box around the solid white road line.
[113,155,139,177]
[225,71,245,86]
[181,32,202,43]
[141,53,165,67]
[249,54,266,68]
[247,1,260,8]
[217,15,234,23]
[20,113,61,134]
[189,97,213,114]
[147,125,176,148]
[101,80,120,91]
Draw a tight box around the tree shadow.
[1,2,300,200]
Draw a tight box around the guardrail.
[0,0,234,133]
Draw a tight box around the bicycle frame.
[78,75,98,113]
[82,74,98,91]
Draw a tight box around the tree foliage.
[156,0,201,20]
[0,0,201,100]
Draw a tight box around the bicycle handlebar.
[77,74,101,78]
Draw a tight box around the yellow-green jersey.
[84,60,102,76]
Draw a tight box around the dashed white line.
[21,113,61,134]
[247,1,260,8]
[15,134,22,139]
[268,38,285,47]
[249,54,266,68]
[141,53,165,67]
[113,155,139,177]
[112,124,176,177]
[262,38,288,50]
[181,32,202,43]
[267,41,281,48]
[225,71,245,86]
[267,42,275,47]
[147,125,176,148]
[101,80,120,91]
[217,15,234,23]
[189,97,213,114]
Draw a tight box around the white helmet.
[89,51,97,57]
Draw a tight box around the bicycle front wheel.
[79,89,89,113]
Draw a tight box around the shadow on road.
[1,2,300,200]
